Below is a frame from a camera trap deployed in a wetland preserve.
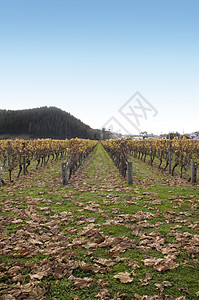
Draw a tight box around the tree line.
[0,106,102,140]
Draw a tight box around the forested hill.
[0,106,100,140]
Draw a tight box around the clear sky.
[0,0,198,135]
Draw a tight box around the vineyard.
[1,138,198,185]
[0,138,199,299]
[0,138,97,183]
[102,138,199,182]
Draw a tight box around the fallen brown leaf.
[155,281,172,292]
[68,275,94,289]
[139,273,153,286]
[134,294,186,300]
[95,288,110,298]
[95,258,115,267]
[114,272,133,283]
[142,256,179,272]
[97,279,109,288]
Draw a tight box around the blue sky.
[0,0,199,134]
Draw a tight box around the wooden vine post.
[22,142,26,176]
[127,161,133,185]
[191,160,197,184]
[7,141,12,182]
[150,141,153,166]
[0,167,2,187]
[62,162,67,185]
[169,141,172,174]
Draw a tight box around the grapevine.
[102,138,199,180]
[0,138,97,182]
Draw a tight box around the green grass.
[131,151,199,182]
[0,143,199,299]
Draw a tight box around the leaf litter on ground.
[0,143,199,299]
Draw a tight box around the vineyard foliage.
[1,137,198,182]
[102,138,199,178]
[0,138,97,181]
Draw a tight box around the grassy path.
[0,143,199,299]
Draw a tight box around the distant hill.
[0,106,101,140]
